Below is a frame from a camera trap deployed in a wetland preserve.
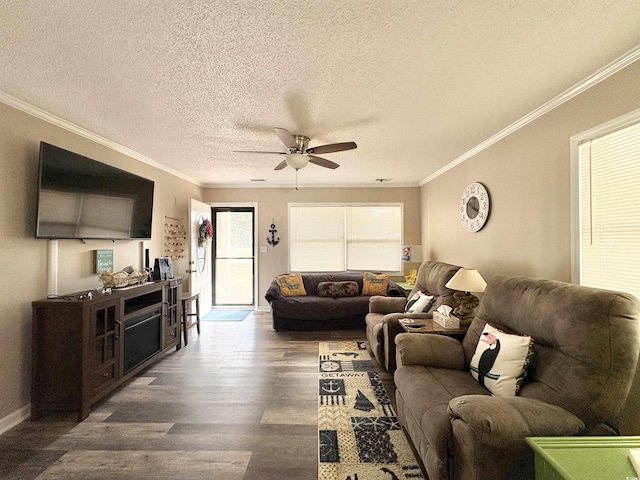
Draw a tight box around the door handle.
[186,269,196,273]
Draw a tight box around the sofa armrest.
[381,312,434,371]
[368,296,406,314]
[264,280,282,303]
[448,395,585,448]
[448,395,585,479]
[387,280,404,297]
[395,332,465,369]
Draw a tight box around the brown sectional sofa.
[394,276,640,480]
[265,271,403,331]
[365,261,462,371]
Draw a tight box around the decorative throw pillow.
[317,281,360,298]
[404,291,435,313]
[362,272,389,296]
[275,273,307,297]
[470,323,534,397]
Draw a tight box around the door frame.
[209,202,259,309]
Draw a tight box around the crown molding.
[420,44,640,185]
[0,92,202,187]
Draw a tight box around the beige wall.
[0,102,202,423]
[422,60,640,284]
[203,187,422,308]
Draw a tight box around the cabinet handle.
[102,373,109,378]
[115,320,121,339]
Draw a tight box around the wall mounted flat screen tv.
[36,142,154,240]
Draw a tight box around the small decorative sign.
[94,249,114,274]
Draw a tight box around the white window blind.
[579,121,640,300]
[290,206,345,272]
[289,204,402,272]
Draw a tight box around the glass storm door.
[213,208,255,306]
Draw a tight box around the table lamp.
[445,268,487,317]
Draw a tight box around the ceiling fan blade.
[274,160,288,170]
[233,150,285,155]
[306,141,357,155]
[309,156,340,169]
[274,127,298,149]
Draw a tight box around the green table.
[395,282,414,297]
[526,436,640,480]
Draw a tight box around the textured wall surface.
[1,1,639,187]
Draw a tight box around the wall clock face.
[460,182,490,232]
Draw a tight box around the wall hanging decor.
[164,215,186,260]
[198,218,213,248]
[164,200,186,261]
[267,220,279,246]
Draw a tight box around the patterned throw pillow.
[362,272,389,296]
[317,281,360,298]
[275,273,307,297]
[470,323,534,397]
[404,291,435,313]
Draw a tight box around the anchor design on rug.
[323,380,341,393]
[319,379,346,406]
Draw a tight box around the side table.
[526,436,640,479]
[395,282,414,297]
[399,318,469,337]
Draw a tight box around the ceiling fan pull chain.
[295,168,299,190]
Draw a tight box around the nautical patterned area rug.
[318,341,424,480]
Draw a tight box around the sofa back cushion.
[300,272,365,296]
[463,276,640,431]
[410,261,460,310]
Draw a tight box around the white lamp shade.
[285,153,309,170]
[445,268,487,293]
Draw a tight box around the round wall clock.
[459,182,490,232]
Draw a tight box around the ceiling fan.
[234,127,357,171]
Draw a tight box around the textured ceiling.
[1,1,639,188]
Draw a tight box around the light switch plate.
[260,246,267,253]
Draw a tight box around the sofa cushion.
[317,281,359,298]
[395,365,491,478]
[470,323,533,397]
[275,272,307,296]
[405,291,435,313]
[362,272,389,295]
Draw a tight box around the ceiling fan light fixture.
[285,153,309,170]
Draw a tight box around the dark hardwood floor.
[1,311,398,479]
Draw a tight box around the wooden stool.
[181,292,200,346]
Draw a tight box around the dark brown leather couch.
[265,272,403,331]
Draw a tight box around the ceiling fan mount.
[234,127,357,171]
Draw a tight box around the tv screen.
[36,142,154,240]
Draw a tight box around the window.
[289,204,402,272]
[576,118,640,300]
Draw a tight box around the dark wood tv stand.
[31,277,182,421]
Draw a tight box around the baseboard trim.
[0,404,30,435]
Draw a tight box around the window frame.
[570,107,640,287]
[287,202,404,274]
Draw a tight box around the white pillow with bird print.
[470,323,533,397]
[404,291,435,314]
